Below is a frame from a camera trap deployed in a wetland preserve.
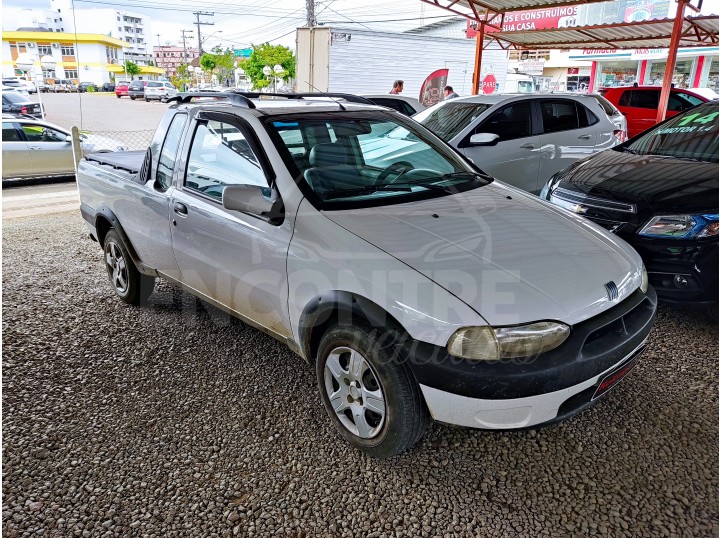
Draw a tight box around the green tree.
[124,60,141,79]
[239,43,296,90]
[173,63,192,90]
[200,49,235,86]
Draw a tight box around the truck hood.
[554,150,719,215]
[323,183,643,326]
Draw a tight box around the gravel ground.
[3,211,718,537]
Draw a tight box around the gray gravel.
[3,211,718,537]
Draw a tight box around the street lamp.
[273,64,283,93]
[262,65,272,92]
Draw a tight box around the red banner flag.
[419,69,449,108]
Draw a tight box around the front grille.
[581,293,654,358]
[551,187,636,214]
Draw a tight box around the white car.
[144,81,179,102]
[2,84,30,98]
[361,94,425,116]
[2,115,127,180]
[76,94,657,457]
[414,93,627,194]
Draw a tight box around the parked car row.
[115,80,179,102]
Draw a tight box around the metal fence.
[75,129,155,158]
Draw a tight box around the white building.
[2,8,66,33]
[48,0,152,64]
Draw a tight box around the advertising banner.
[419,69,449,108]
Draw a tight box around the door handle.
[577,134,592,140]
[173,202,188,216]
[29,146,42,150]
[519,143,536,149]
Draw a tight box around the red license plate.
[591,345,646,401]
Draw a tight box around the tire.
[145,97,150,102]
[130,96,136,100]
[116,94,121,99]
[316,323,428,457]
[103,229,155,306]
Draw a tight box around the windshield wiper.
[430,171,494,182]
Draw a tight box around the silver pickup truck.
[76,92,657,457]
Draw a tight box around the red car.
[599,86,710,138]
[115,81,130,99]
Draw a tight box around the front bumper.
[403,287,657,429]
[624,236,718,306]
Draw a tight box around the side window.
[2,122,20,141]
[21,124,66,142]
[156,114,188,190]
[582,104,599,126]
[539,100,582,133]
[618,90,631,107]
[676,92,704,106]
[185,120,268,202]
[669,92,703,112]
[476,101,532,141]
[370,98,405,114]
[630,90,659,109]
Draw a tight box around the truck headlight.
[447,322,570,361]
[639,214,718,240]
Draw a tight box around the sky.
[3,0,445,50]
[3,0,719,52]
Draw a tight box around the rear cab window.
[156,113,188,190]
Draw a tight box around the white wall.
[325,28,508,98]
[2,8,65,32]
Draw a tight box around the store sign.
[568,67,579,75]
[467,6,578,36]
[630,48,668,60]
[519,60,545,75]
[234,48,252,58]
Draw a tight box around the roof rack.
[169,92,256,109]
[227,91,375,105]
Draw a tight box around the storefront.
[570,47,719,92]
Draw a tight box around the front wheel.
[103,229,155,305]
[316,323,428,457]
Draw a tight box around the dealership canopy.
[421,0,719,122]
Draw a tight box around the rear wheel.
[103,229,155,305]
[130,96,136,100]
[316,323,428,457]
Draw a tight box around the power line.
[181,29,194,63]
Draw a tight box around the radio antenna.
[303,80,346,110]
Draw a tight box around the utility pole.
[193,11,214,55]
[305,0,316,26]
[181,29,193,63]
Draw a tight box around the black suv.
[543,102,719,317]
[77,82,98,93]
[128,80,148,100]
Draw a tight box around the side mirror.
[65,134,72,142]
[222,184,277,215]
[468,133,500,146]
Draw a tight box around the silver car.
[2,115,127,180]
[414,93,627,194]
[144,81,179,102]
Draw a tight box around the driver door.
[19,122,74,176]
[170,115,294,338]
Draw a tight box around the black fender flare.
[88,204,156,276]
[298,290,407,363]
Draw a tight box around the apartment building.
[154,45,199,78]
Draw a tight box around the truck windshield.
[414,102,492,140]
[265,111,490,209]
[621,103,718,163]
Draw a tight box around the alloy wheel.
[105,241,128,294]
[324,346,386,439]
